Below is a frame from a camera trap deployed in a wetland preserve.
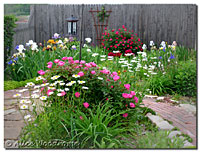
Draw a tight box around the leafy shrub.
[148,74,174,96]
[135,131,185,148]
[173,60,196,97]
[4,77,41,91]
[4,15,17,69]
[102,25,143,55]
[36,57,141,118]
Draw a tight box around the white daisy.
[65,88,70,91]
[33,89,40,93]
[82,86,89,90]
[31,94,40,99]
[57,89,64,92]
[19,89,28,93]
[36,76,44,81]
[66,82,73,86]
[13,93,21,97]
[78,80,86,84]
[41,83,49,87]
[72,74,80,78]
[20,104,28,110]
[98,77,103,80]
[26,82,35,87]
[24,114,31,120]
[40,96,47,100]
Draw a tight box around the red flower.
[138,38,141,41]
[115,41,118,43]
[115,31,119,35]
[125,50,132,53]
[122,25,125,29]
[135,47,138,49]
[127,45,129,47]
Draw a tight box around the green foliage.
[4,4,30,16]
[148,74,174,96]
[4,77,42,91]
[20,103,130,148]
[173,60,196,97]
[62,103,129,148]
[97,6,110,22]
[135,131,185,148]
[4,15,17,69]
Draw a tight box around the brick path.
[143,98,197,146]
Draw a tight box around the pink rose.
[130,91,136,96]
[74,60,79,64]
[78,71,84,77]
[80,116,83,120]
[47,61,53,65]
[83,102,89,108]
[75,92,80,98]
[47,64,52,68]
[112,72,118,76]
[124,84,131,90]
[58,61,65,66]
[130,103,135,108]
[80,60,86,64]
[122,93,133,99]
[123,113,128,117]
[91,71,96,75]
[47,90,53,96]
[54,59,60,63]
[113,75,120,81]
[62,57,68,60]
[134,96,138,103]
[84,67,89,70]
[61,91,66,96]
[38,70,45,75]
[68,57,73,60]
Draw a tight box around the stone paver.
[179,104,196,115]
[143,98,197,146]
[156,121,174,130]
[168,131,182,139]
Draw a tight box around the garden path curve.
[143,98,197,146]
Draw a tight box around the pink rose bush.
[35,56,141,119]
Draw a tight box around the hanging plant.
[97,6,110,22]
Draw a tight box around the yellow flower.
[47,45,51,49]
[118,71,121,75]
[42,47,46,51]
[12,63,15,66]
[47,39,55,44]
[53,46,57,51]
[130,76,134,78]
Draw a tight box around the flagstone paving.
[4,88,197,148]
[143,97,197,146]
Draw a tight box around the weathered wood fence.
[12,4,198,52]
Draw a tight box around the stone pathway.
[4,88,38,148]
[143,97,197,146]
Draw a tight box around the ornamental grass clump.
[102,25,143,56]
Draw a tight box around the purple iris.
[15,45,19,50]
[69,36,74,41]
[163,48,166,52]
[169,54,175,59]
[8,60,13,65]
[14,57,18,61]
[159,56,162,59]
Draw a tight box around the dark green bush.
[149,60,196,97]
[173,60,197,97]
[4,15,17,69]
